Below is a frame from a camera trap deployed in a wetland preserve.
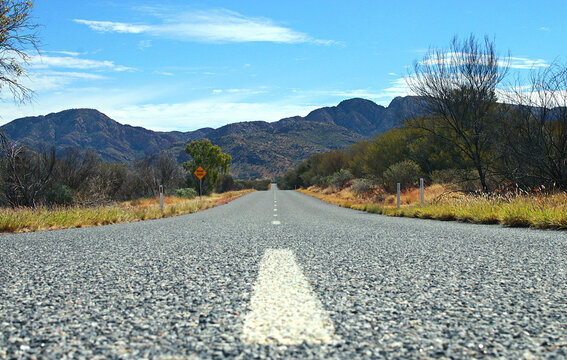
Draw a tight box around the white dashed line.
[271,220,281,225]
[241,249,336,345]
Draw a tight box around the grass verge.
[0,190,254,234]
[299,186,567,230]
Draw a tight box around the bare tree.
[501,62,567,189]
[0,137,55,207]
[55,148,100,190]
[0,0,40,104]
[408,34,509,192]
[0,0,39,155]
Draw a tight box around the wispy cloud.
[73,19,150,34]
[138,40,152,50]
[29,54,133,72]
[507,56,549,69]
[421,52,549,70]
[74,9,334,45]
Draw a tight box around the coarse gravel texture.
[0,188,566,359]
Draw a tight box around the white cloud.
[507,57,549,69]
[421,52,549,70]
[73,19,150,34]
[24,71,108,91]
[45,50,83,56]
[29,54,133,72]
[138,40,152,50]
[153,71,174,76]
[74,9,334,45]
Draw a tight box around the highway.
[1,187,566,358]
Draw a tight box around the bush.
[329,169,354,189]
[215,174,235,193]
[382,160,423,193]
[431,168,481,191]
[351,178,374,197]
[45,183,74,206]
[175,188,198,199]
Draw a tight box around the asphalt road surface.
[1,188,566,359]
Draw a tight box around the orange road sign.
[194,166,207,180]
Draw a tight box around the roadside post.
[193,166,207,199]
[397,183,401,209]
[159,185,164,211]
[420,178,424,206]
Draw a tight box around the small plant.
[329,169,354,189]
[382,160,423,193]
[351,178,374,198]
[175,188,198,199]
[45,183,74,206]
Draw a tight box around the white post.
[159,185,164,211]
[420,178,424,206]
[396,183,401,209]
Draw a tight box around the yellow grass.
[0,190,254,234]
[299,185,567,230]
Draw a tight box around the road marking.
[273,214,278,217]
[271,220,281,225]
[273,208,277,212]
[241,249,336,345]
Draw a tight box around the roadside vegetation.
[0,138,267,233]
[0,190,253,233]
[279,35,567,230]
[300,184,567,230]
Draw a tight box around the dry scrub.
[0,190,253,233]
[299,185,567,230]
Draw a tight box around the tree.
[0,0,39,105]
[183,140,231,194]
[0,0,40,145]
[500,62,567,189]
[408,34,509,192]
[0,137,55,207]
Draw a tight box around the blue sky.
[1,0,565,131]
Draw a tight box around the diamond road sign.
[194,166,207,180]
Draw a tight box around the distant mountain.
[1,109,187,162]
[1,97,423,179]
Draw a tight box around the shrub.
[45,183,74,206]
[175,188,198,199]
[431,168,481,191]
[329,169,354,189]
[351,178,374,197]
[382,160,423,193]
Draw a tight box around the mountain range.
[1,96,422,179]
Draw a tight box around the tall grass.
[299,186,567,230]
[0,190,253,233]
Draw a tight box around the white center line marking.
[273,208,277,212]
[241,249,336,345]
[271,220,281,225]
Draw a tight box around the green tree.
[183,139,232,194]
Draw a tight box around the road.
[1,187,566,358]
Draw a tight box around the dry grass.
[299,185,567,230]
[0,190,254,234]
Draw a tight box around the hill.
[1,97,422,179]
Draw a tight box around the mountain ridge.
[1,96,422,179]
